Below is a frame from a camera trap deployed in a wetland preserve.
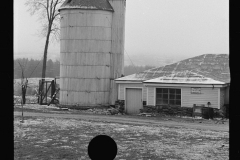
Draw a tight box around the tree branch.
[53,12,60,20]
[49,0,54,20]
[26,0,63,43]
[52,0,59,21]
[46,0,50,21]
[35,2,47,11]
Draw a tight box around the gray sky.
[14,0,229,65]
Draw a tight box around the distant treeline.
[123,65,155,76]
[14,58,155,79]
[14,58,60,79]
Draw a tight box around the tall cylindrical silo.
[108,0,126,105]
[59,0,114,107]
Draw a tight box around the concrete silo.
[59,0,126,107]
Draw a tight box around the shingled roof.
[59,0,114,11]
[116,54,230,83]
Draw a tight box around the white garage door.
[126,88,143,114]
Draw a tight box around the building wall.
[147,86,155,105]
[182,87,219,109]
[108,0,126,105]
[118,83,147,101]
[146,86,220,109]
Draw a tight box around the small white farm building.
[115,54,230,114]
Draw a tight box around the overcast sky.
[14,0,229,65]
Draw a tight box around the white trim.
[115,81,142,84]
[118,83,120,100]
[218,88,220,109]
[147,87,149,105]
[181,88,182,107]
[144,83,224,88]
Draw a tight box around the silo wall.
[109,0,126,105]
[60,9,113,106]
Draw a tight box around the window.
[156,88,181,106]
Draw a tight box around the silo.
[59,0,126,107]
[108,0,126,105]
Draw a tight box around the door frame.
[125,87,143,113]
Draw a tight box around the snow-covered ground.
[14,116,229,160]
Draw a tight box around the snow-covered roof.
[143,70,225,85]
[59,0,114,11]
[116,54,230,84]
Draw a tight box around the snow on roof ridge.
[115,54,229,82]
[59,0,114,11]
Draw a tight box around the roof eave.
[114,79,143,83]
[59,6,114,12]
[143,82,227,87]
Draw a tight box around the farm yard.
[14,98,229,160]
[14,114,228,160]
[14,77,229,160]
[14,0,230,159]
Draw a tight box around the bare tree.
[25,0,64,80]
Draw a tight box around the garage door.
[126,88,143,114]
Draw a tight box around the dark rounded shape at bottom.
[88,135,117,160]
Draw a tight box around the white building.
[115,54,230,114]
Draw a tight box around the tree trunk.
[41,30,51,79]
[40,24,52,104]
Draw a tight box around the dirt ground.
[14,103,229,132]
[14,104,229,160]
[14,115,228,160]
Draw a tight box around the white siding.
[119,83,125,100]
[143,86,147,101]
[145,86,220,109]
[182,87,219,108]
[147,87,155,105]
[118,83,146,101]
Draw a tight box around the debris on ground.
[108,107,119,115]
[138,113,156,117]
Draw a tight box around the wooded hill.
[14,58,155,79]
